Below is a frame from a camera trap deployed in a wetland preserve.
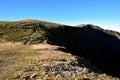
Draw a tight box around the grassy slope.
[0,20,119,79]
[1,20,119,45]
[0,20,64,43]
[0,42,115,80]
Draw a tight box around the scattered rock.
[43,64,93,77]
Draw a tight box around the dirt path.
[31,44,64,50]
[0,42,23,51]
[25,29,36,45]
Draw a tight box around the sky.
[0,0,120,32]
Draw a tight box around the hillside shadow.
[46,25,120,77]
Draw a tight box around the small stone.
[14,75,20,79]
[23,76,30,80]
[42,72,47,75]
[83,74,87,78]
[71,71,77,76]
[60,71,68,77]
[103,73,106,76]
[56,74,61,77]
[77,67,83,71]
[30,73,37,78]
[115,78,120,80]
[82,68,91,73]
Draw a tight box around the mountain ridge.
[0,19,120,78]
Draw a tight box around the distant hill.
[0,19,120,77]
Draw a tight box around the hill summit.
[0,19,120,79]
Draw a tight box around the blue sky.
[0,0,120,32]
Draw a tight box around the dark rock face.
[45,25,120,77]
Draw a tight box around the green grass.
[0,19,64,44]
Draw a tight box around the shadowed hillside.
[0,20,120,78]
[42,24,120,77]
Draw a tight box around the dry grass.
[0,42,116,80]
[0,42,70,79]
[0,42,36,79]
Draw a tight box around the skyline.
[0,0,120,32]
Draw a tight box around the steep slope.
[0,20,120,78]
[74,24,120,77]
